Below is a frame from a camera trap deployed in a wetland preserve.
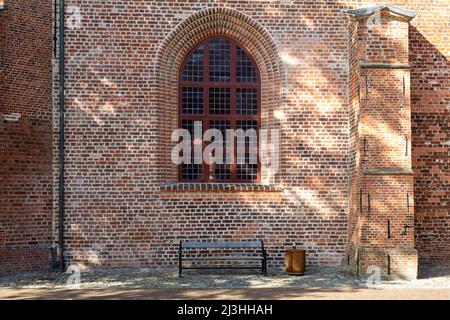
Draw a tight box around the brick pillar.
[345,5,418,280]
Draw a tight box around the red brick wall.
[59,1,351,269]
[0,0,447,274]
[55,1,448,272]
[0,0,54,274]
[408,4,450,268]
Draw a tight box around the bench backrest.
[181,241,263,249]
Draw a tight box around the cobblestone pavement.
[1,267,448,290]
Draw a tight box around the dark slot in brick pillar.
[387,219,391,239]
[356,251,360,277]
[358,84,361,103]
[387,254,391,275]
[360,189,363,213]
[406,193,410,211]
[365,75,369,97]
[363,137,368,156]
[402,76,406,96]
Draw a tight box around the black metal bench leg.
[262,249,267,276]
[179,241,182,277]
[264,258,267,276]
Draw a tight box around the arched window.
[179,36,260,182]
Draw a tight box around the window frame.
[178,36,261,183]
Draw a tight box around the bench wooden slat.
[182,241,262,249]
[183,256,264,260]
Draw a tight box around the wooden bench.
[179,240,267,277]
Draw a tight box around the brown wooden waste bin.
[285,249,305,275]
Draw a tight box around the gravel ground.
[1,267,448,290]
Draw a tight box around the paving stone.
[0,268,448,290]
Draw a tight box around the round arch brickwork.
[155,7,283,183]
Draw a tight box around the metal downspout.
[58,0,65,272]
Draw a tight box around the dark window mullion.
[179,114,259,120]
[256,85,261,182]
[204,39,210,84]
[179,81,259,88]
[231,42,237,83]
[203,119,210,182]
[202,41,210,182]
[230,42,237,181]
[230,119,237,181]
[178,84,182,181]
[230,88,237,120]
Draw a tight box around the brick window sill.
[160,183,281,192]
